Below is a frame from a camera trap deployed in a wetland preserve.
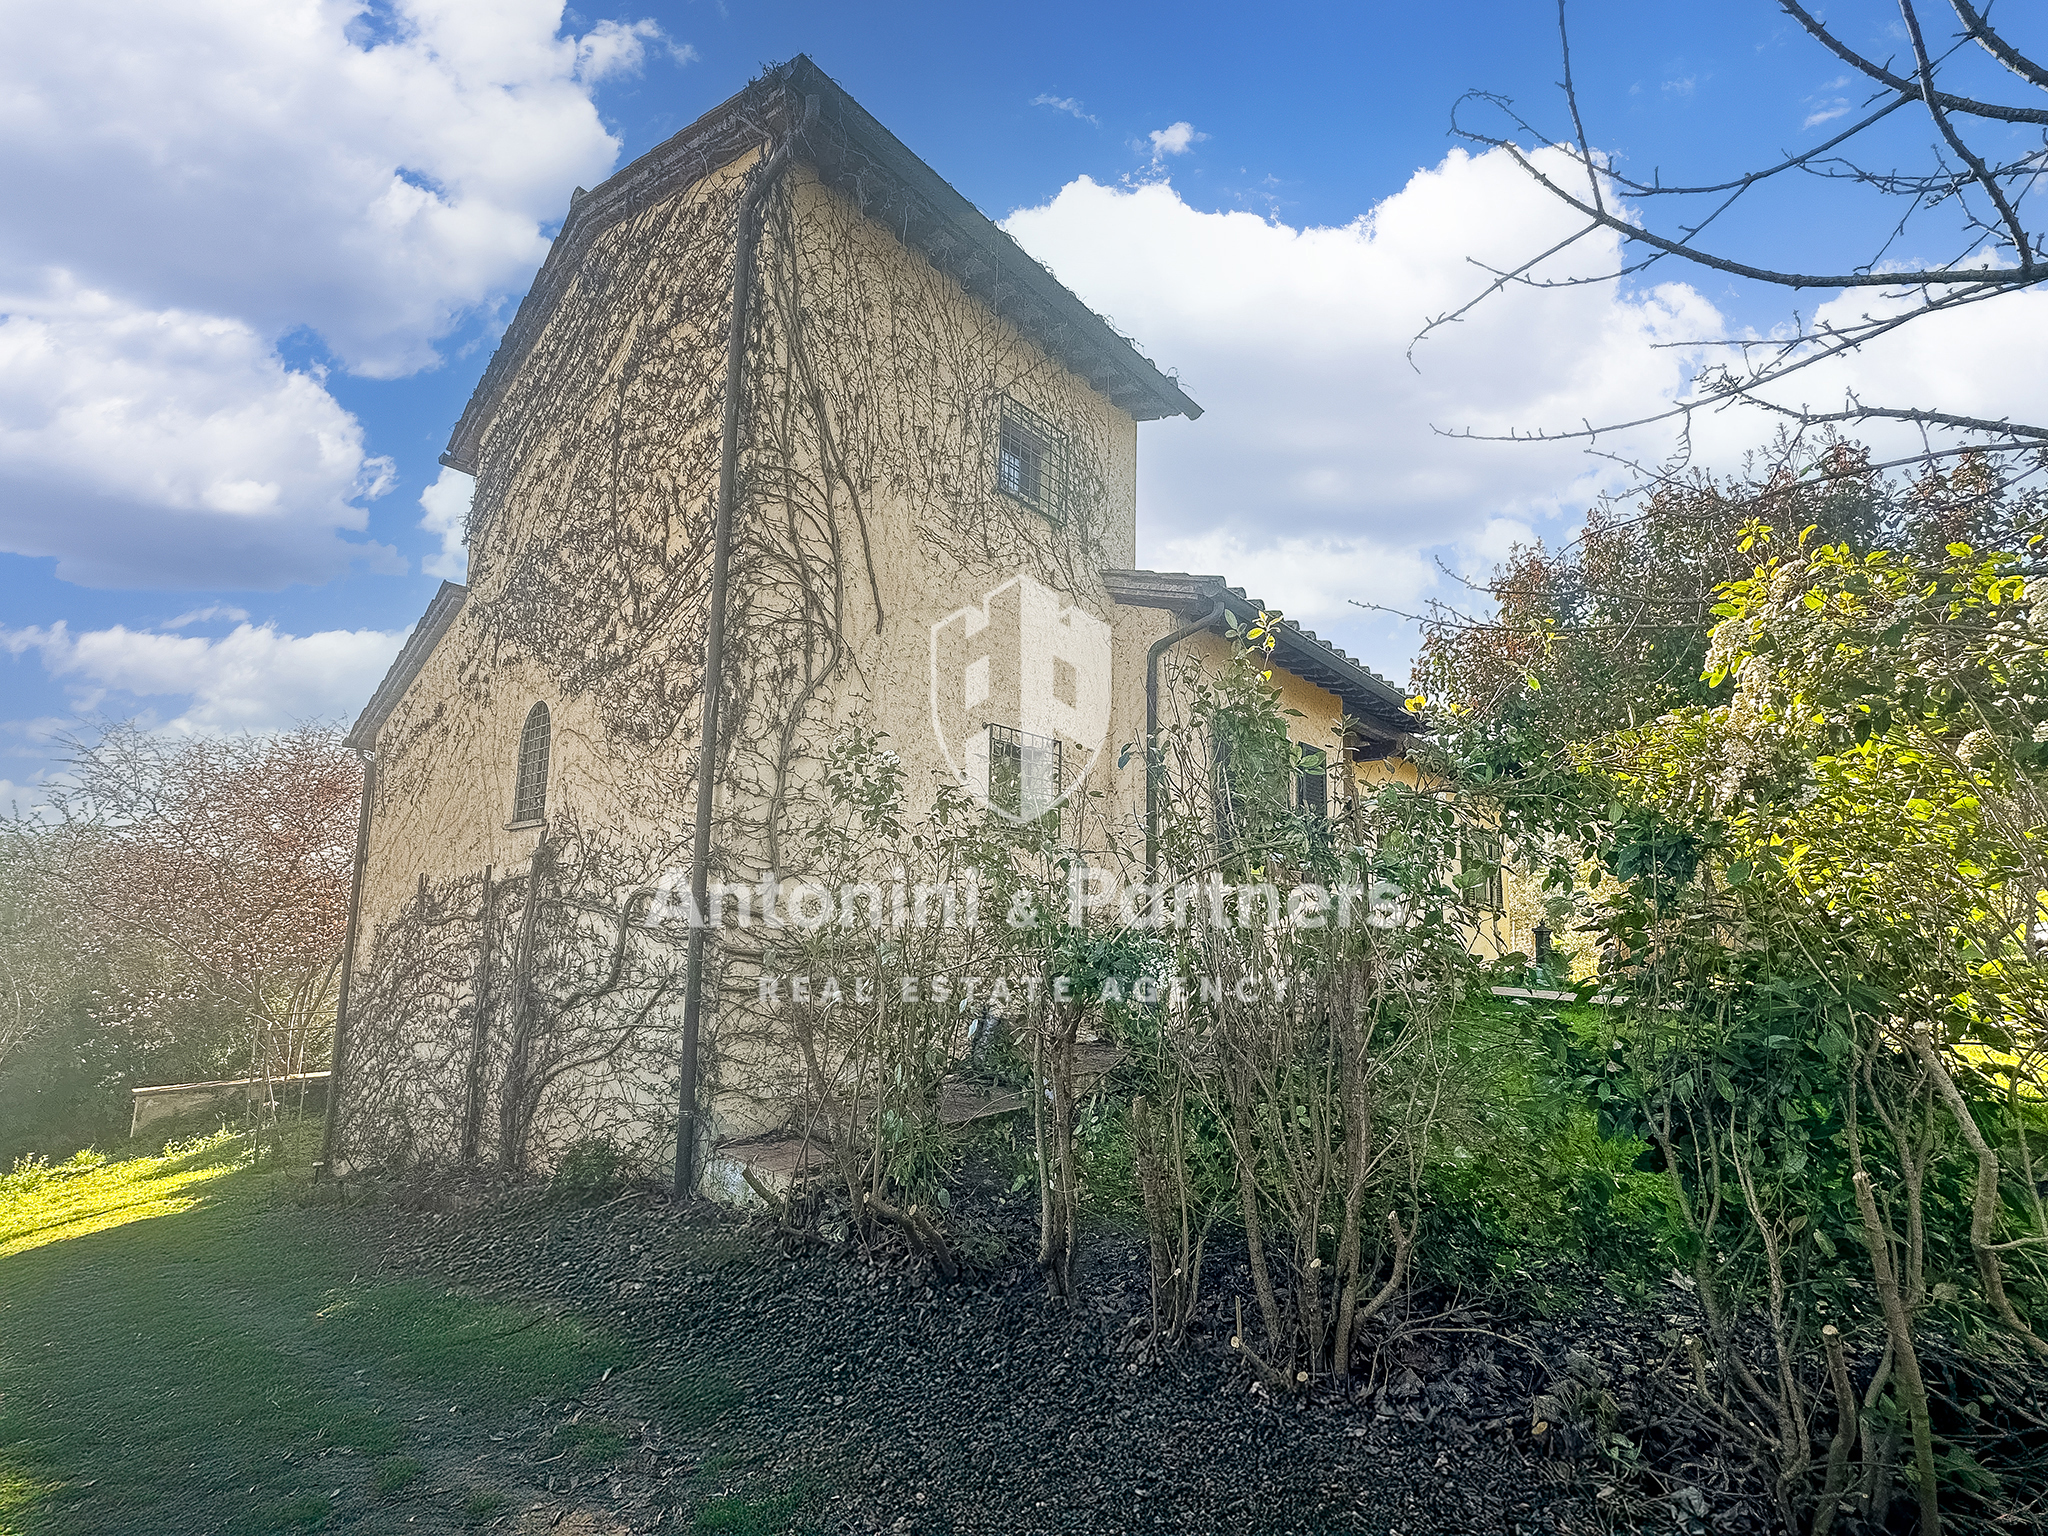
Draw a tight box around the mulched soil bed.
[327,1179,1727,1536]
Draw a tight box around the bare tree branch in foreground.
[1424,0,2048,475]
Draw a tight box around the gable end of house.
[442,54,1199,477]
[343,581,469,752]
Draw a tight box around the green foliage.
[819,726,907,842]
[1419,998,1686,1296]
[1411,440,1892,849]
[1064,1090,1145,1226]
[0,726,359,1165]
[1598,805,1702,905]
[1100,1004,1238,1216]
[1414,447,2048,1522]
[1047,923,1170,1010]
[1609,521,2048,1049]
[550,1135,629,1203]
[1,1144,109,1197]
[0,951,251,1166]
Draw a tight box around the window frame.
[1456,825,1505,912]
[987,722,1064,823]
[509,701,551,829]
[1294,743,1330,817]
[992,395,1069,526]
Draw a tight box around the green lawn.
[0,1130,622,1535]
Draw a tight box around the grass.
[372,1457,424,1494]
[690,1489,809,1535]
[551,1420,631,1464]
[0,1126,622,1535]
[0,1137,243,1258]
[1418,994,1687,1301]
[0,1125,829,1534]
[459,1488,511,1525]
[313,1279,617,1406]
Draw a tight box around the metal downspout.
[1144,598,1228,885]
[317,748,376,1178]
[674,94,819,1199]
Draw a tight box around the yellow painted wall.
[1089,612,1358,865]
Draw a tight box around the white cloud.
[1803,74,1855,126]
[576,18,694,80]
[162,605,252,630]
[418,465,475,580]
[1004,148,1720,667]
[1010,149,2048,681]
[0,0,673,375]
[0,717,70,749]
[0,277,401,587]
[3,619,407,735]
[1032,94,1099,126]
[1464,517,1538,568]
[1722,276,2048,465]
[1152,529,1439,629]
[0,716,68,819]
[1147,122,1206,164]
[0,0,682,589]
[0,780,52,817]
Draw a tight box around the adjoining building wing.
[1101,568,1421,753]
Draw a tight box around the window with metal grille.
[1457,827,1504,911]
[1295,745,1329,816]
[1212,734,1239,852]
[994,396,1067,524]
[988,723,1063,822]
[511,702,550,825]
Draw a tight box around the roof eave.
[1101,568,1422,735]
[442,56,1197,474]
[344,582,469,751]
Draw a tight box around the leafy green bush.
[1418,997,1687,1298]
[549,1137,627,1203]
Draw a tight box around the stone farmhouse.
[323,57,1428,1187]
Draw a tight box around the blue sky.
[5,0,2045,799]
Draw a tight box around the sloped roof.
[442,55,1198,474]
[344,582,468,751]
[1101,568,1421,737]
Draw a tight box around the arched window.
[511,702,550,825]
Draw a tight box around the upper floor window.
[511,702,551,826]
[994,396,1068,525]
